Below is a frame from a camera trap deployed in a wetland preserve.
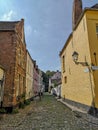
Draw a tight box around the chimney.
[72,0,83,30]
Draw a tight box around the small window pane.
[96,25,98,34]
[64,76,67,84]
[62,56,65,72]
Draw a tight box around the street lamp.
[72,51,88,66]
[72,51,79,62]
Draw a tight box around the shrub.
[0,108,6,113]
[19,102,25,109]
[21,93,26,98]
[12,108,19,114]
[24,100,31,105]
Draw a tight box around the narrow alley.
[0,93,98,130]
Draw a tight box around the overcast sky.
[0,0,97,72]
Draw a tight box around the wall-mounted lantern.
[72,51,88,66]
[72,51,79,62]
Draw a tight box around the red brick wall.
[0,31,16,107]
[13,20,26,107]
[72,0,83,29]
[13,31,26,106]
[0,20,26,108]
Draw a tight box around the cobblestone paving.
[0,93,98,130]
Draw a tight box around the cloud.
[34,29,37,33]
[33,29,40,36]
[0,10,16,21]
[25,25,32,36]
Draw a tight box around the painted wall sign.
[92,66,98,70]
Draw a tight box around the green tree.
[46,70,55,78]
[42,71,49,92]
[42,70,56,92]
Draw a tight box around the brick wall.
[0,19,26,108]
[0,31,16,107]
[72,0,83,29]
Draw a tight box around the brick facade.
[33,61,39,96]
[72,0,82,29]
[49,71,61,92]
[0,19,26,108]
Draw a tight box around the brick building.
[0,19,26,109]
[33,61,39,97]
[49,70,61,93]
[72,0,83,29]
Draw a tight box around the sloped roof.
[0,65,5,70]
[51,71,61,80]
[0,21,19,31]
[91,4,98,9]
[60,3,98,56]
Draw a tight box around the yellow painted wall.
[60,12,95,107]
[0,67,4,103]
[26,51,34,100]
[0,67,4,79]
[86,10,98,108]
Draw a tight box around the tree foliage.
[46,70,55,78]
[42,70,56,92]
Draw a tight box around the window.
[23,77,25,92]
[21,76,23,94]
[16,74,20,96]
[96,25,98,34]
[62,55,65,72]
[83,19,85,31]
[71,41,74,48]
[64,76,67,84]
[18,48,21,65]
[19,74,21,94]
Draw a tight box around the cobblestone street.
[0,93,98,130]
